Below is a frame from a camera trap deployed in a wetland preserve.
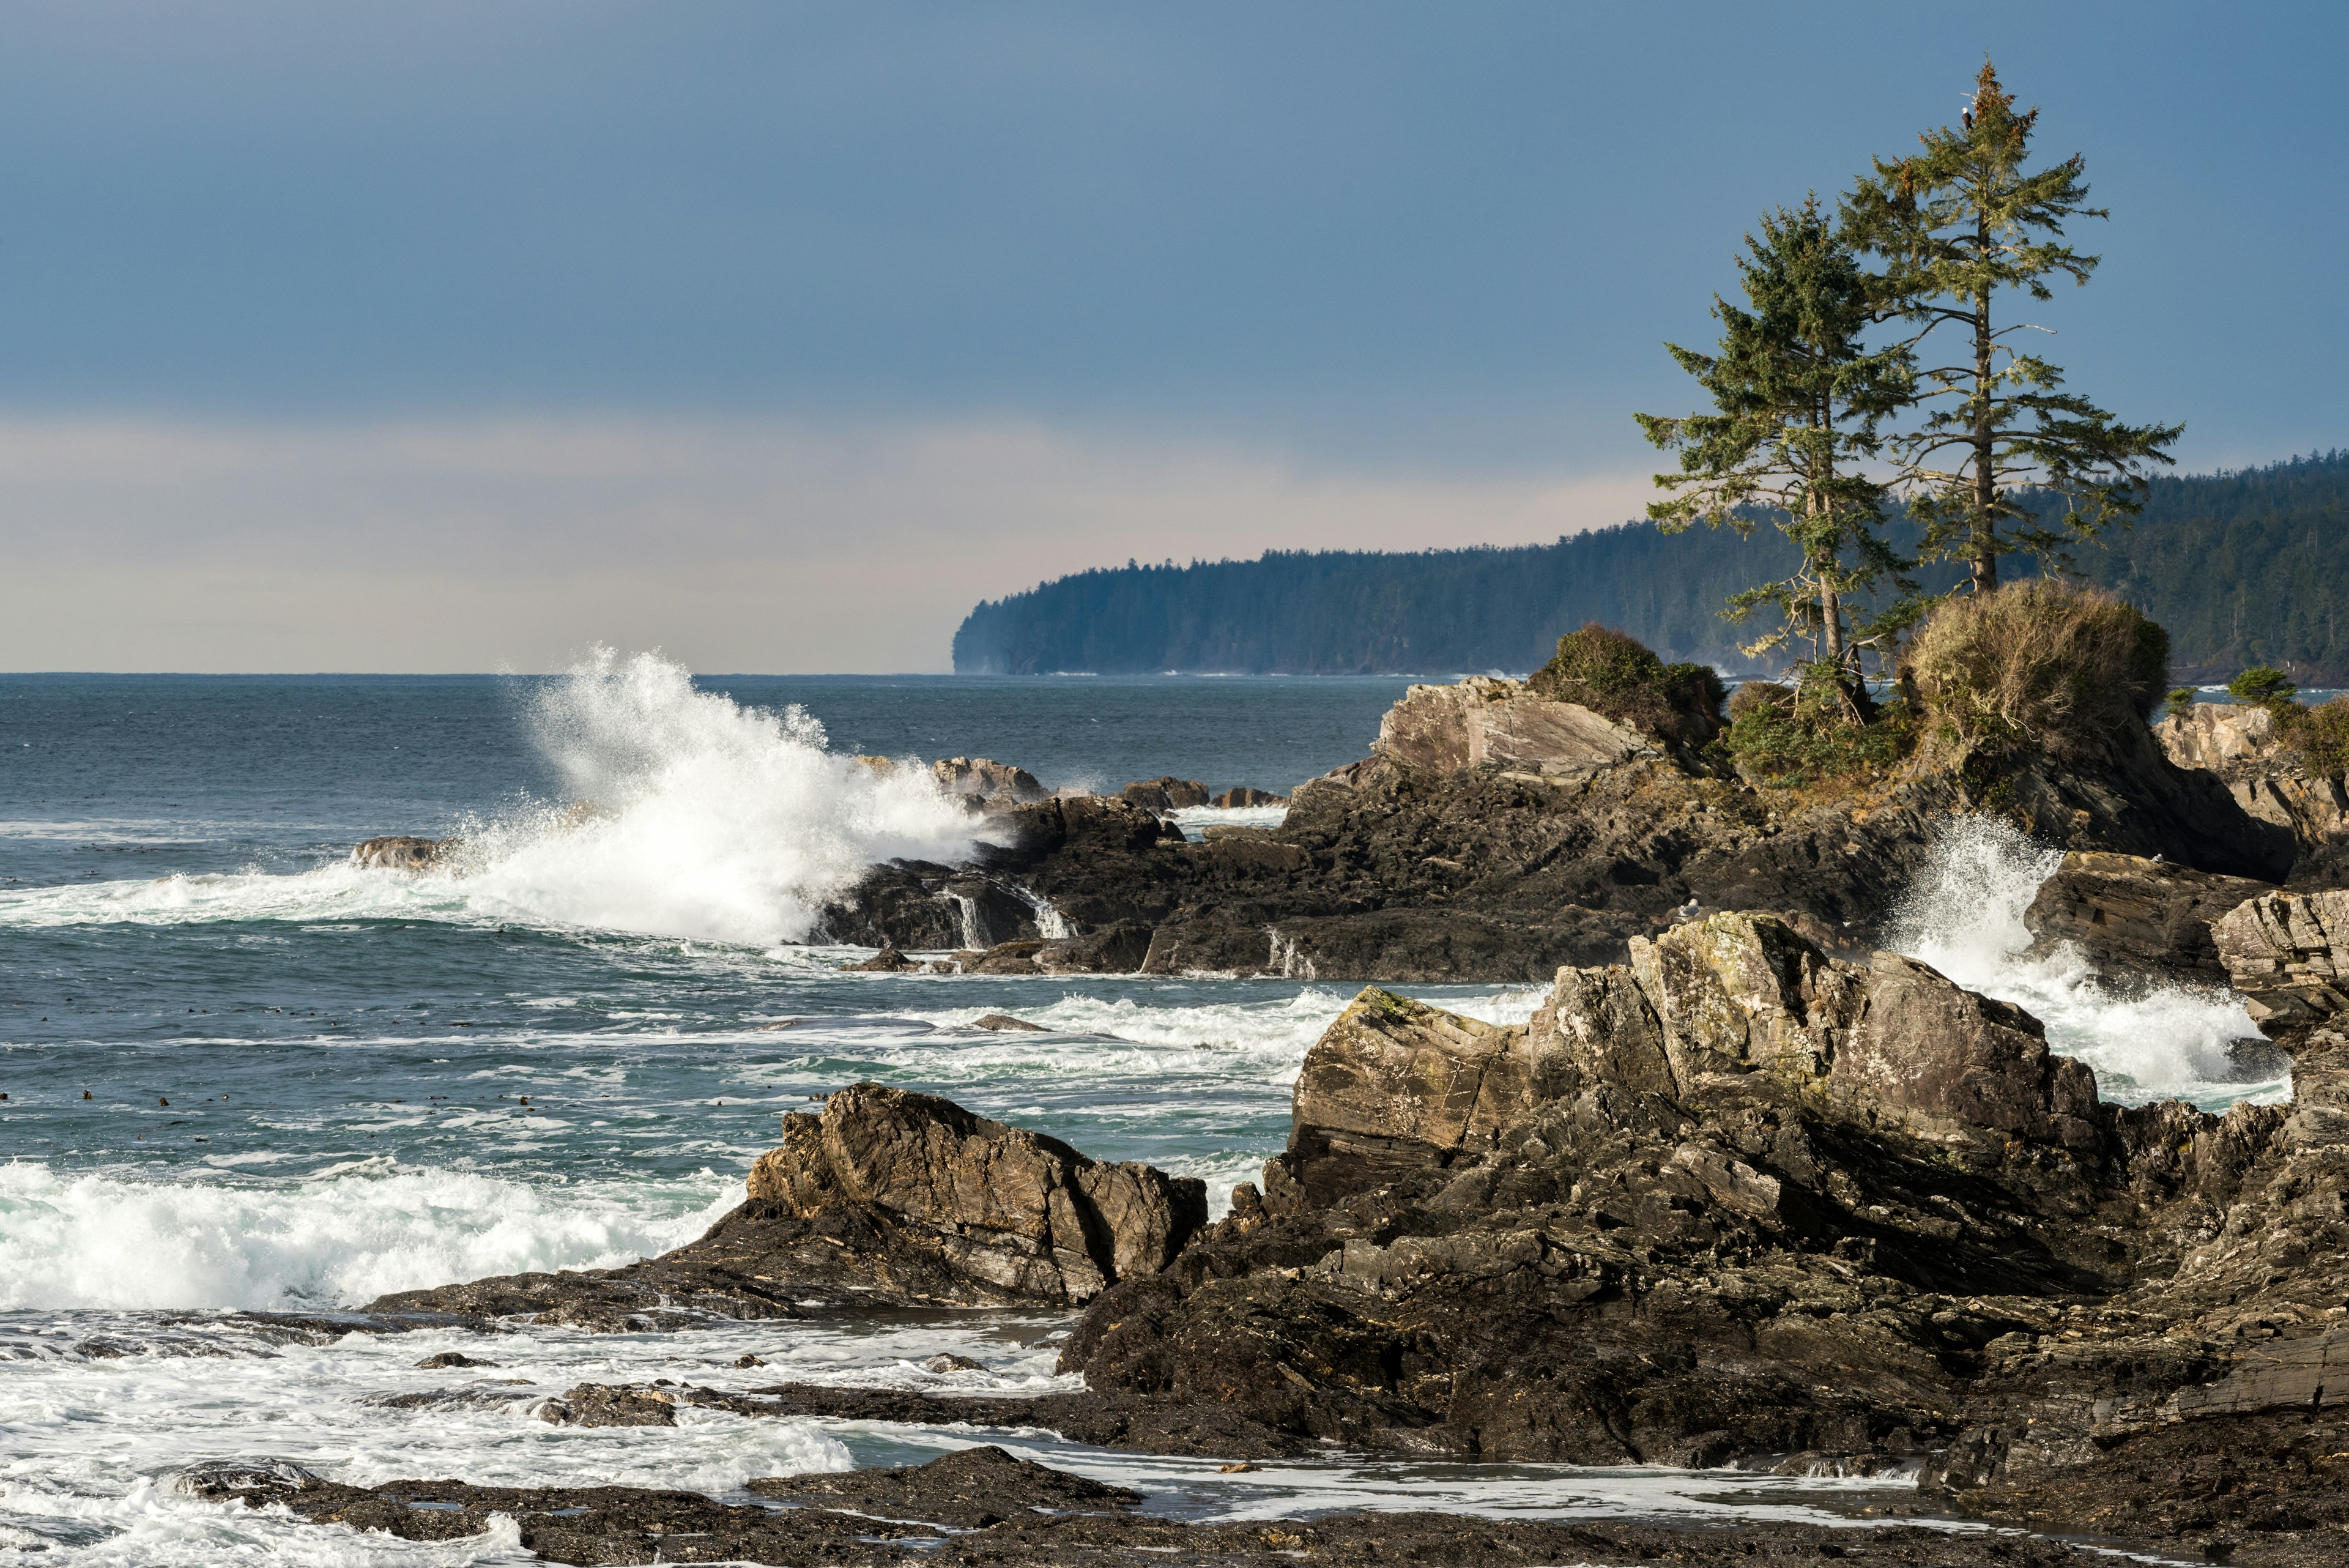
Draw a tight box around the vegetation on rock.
[1906,579,2167,759]
[1525,623,1724,748]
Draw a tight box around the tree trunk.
[1970,209,1998,593]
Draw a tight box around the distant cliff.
[954,451,2349,682]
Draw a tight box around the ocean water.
[0,656,2279,1562]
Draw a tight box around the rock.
[1214,786,1288,808]
[366,1085,1204,1318]
[932,756,1048,806]
[2211,888,2349,1038]
[1374,677,1658,781]
[922,1352,984,1373]
[970,1013,1048,1031]
[747,1444,1137,1529]
[413,1351,495,1369]
[844,945,918,972]
[1263,989,1538,1213]
[1034,920,1152,974]
[823,672,2297,982]
[187,1452,2126,1565]
[1122,776,1211,812]
[350,835,451,871]
[2022,850,2276,982]
[743,1083,1206,1303]
[2158,704,2348,885]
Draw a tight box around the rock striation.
[2022,849,2276,983]
[364,1085,1204,1324]
[2213,888,2349,1040]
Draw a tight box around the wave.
[0,649,979,946]
[1886,817,2284,1109]
[0,1159,739,1312]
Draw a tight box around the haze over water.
[0,661,2277,1563]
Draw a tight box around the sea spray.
[1886,816,2281,1108]
[0,1161,739,1312]
[455,648,978,945]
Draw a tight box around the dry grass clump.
[1904,581,2169,760]
[1528,623,1725,747]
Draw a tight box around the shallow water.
[0,661,2279,1562]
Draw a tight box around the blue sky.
[5,2,2343,671]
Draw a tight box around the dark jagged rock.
[746,1444,1137,1526]
[824,674,2292,982]
[178,1454,2137,1566]
[1213,786,1286,808]
[2023,849,2276,983]
[1042,915,2349,1563]
[363,1085,1206,1323]
[1123,776,1211,811]
[931,756,1048,807]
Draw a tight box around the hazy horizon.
[5,2,2343,673]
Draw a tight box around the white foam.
[0,649,981,947]
[1885,817,2283,1109]
[0,1161,739,1312]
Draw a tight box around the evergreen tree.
[1635,198,1917,704]
[1846,60,2181,592]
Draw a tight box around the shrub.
[1529,623,1725,747]
[2227,665,2299,710]
[2282,695,2349,777]
[1727,680,1794,723]
[1903,581,2171,761]
[2162,686,2197,722]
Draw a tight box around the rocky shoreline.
[290,674,2349,1565]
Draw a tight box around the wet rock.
[350,835,451,871]
[2213,888,2349,1039]
[743,1084,1206,1304]
[1034,919,1152,974]
[412,1351,495,1369]
[933,756,1048,806]
[1213,786,1287,808]
[922,1352,983,1373]
[536,1382,680,1427]
[184,1458,2142,1566]
[747,1444,1137,1528]
[1122,776,1211,811]
[844,945,919,972]
[971,1013,1048,1031]
[2023,849,2276,983]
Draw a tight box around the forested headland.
[952,451,2349,682]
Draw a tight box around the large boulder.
[1373,677,1658,782]
[366,1085,1205,1323]
[2211,888,2349,1039]
[1263,990,1538,1213]
[2022,849,2275,983]
[749,1084,1206,1301]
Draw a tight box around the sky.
[4,1,2345,673]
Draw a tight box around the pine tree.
[1635,198,1917,704]
[1846,60,2181,592]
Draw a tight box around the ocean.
[0,656,2285,1564]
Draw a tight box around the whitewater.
[0,659,2283,1563]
